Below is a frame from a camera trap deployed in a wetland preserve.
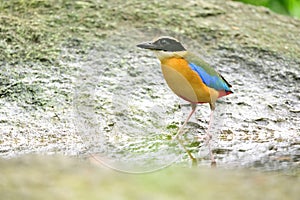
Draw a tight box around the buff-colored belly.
[160,58,216,104]
[161,64,198,102]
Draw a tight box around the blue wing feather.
[189,63,231,92]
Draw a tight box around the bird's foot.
[196,132,216,167]
[211,160,217,168]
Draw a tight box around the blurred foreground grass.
[1,155,299,200]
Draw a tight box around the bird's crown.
[137,36,186,52]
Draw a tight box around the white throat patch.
[154,50,187,60]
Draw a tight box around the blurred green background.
[235,0,300,18]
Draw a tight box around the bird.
[137,36,233,166]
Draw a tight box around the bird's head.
[137,36,187,60]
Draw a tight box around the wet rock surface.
[0,0,299,173]
[73,32,300,172]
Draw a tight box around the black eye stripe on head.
[153,38,186,52]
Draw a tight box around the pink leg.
[173,103,198,165]
[173,103,197,140]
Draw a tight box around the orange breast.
[160,57,216,104]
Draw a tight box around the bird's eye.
[160,39,168,45]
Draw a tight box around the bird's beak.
[137,41,158,50]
